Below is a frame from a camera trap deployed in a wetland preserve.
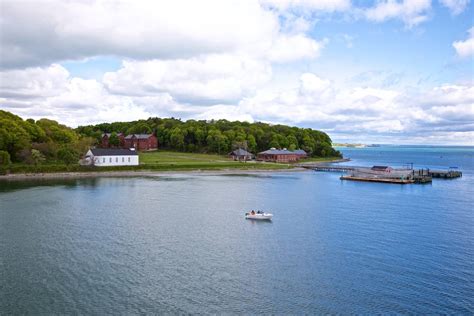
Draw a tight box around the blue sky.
[1,0,473,144]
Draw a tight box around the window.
[109,158,112,163]
[128,157,130,162]
[122,157,124,162]
[103,158,105,163]
[116,157,118,163]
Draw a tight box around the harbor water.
[1,146,473,314]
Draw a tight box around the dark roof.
[258,149,297,155]
[294,149,307,155]
[230,148,253,156]
[371,165,391,170]
[90,148,138,156]
[124,134,154,139]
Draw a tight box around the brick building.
[124,134,158,151]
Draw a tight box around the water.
[1,146,473,314]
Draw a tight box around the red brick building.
[124,134,158,151]
[257,148,306,163]
[101,133,125,148]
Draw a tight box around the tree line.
[77,117,341,157]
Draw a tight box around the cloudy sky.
[0,0,473,144]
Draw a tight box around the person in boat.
[251,210,255,215]
[257,210,262,214]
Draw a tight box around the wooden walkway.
[298,163,462,184]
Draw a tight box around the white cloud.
[1,65,473,144]
[439,0,470,15]
[261,0,351,12]
[267,35,326,62]
[453,27,474,58]
[103,54,272,104]
[0,64,69,99]
[0,0,328,69]
[365,0,432,27]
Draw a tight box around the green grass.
[139,151,291,170]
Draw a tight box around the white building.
[83,148,139,166]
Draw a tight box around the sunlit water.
[1,146,473,314]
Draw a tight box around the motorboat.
[245,211,273,220]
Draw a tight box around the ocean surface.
[1,146,473,314]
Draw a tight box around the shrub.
[0,150,11,166]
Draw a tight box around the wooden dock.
[298,162,462,184]
[340,175,414,184]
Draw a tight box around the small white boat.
[245,212,273,220]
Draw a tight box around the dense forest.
[0,110,94,165]
[78,117,341,157]
[0,110,340,165]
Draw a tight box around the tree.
[247,135,257,153]
[57,146,79,165]
[0,118,31,161]
[0,150,11,166]
[207,129,228,154]
[31,149,45,165]
[127,122,152,135]
[170,127,185,151]
[109,132,120,147]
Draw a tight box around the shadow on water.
[245,219,273,225]
[0,178,100,193]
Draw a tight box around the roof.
[293,149,307,155]
[230,148,253,156]
[371,165,391,170]
[90,148,138,156]
[258,149,297,155]
[124,134,154,139]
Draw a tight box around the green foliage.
[57,146,79,165]
[0,150,11,166]
[108,132,120,147]
[76,116,341,157]
[36,119,78,143]
[0,110,97,165]
[31,149,46,165]
[126,122,152,135]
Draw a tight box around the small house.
[230,148,253,161]
[124,134,158,151]
[83,148,139,166]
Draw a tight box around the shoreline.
[0,167,310,181]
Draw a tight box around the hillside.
[0,110,341,167]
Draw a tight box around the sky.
[0,0,473,145]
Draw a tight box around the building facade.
[84,148,139,166]
[257,148,304,163]
[229,148,254,161]
[124,134,158,151]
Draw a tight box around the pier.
[298,163,462,184]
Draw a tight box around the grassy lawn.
[139,151,292,170]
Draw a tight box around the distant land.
[333,143,381,148]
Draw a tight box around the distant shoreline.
[0,167,310,181]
